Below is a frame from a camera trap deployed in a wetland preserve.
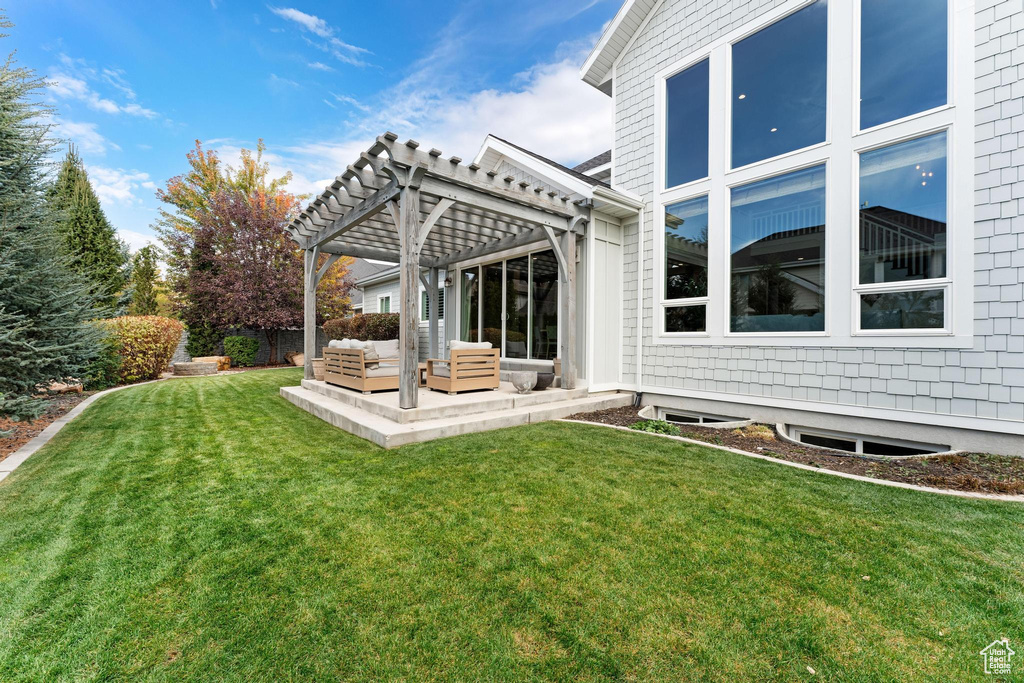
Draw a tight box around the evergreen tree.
[128,245,159,315]
[0,17,102,421]
[48,145,129,310]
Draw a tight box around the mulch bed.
[0,391,94,463]
[566,406,1024,496]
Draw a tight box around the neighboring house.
[345,258,392,315]
[573,0,1023,454]
[354,265,447,362]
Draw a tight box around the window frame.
[377,294,391,314]
[651,0,974,347]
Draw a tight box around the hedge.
[224,336,260,367]
[96,316,184,384]
[323,313,400,342]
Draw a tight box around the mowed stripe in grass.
[0,368,1021,681]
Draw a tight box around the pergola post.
[398,185,422,409]
[558,227,577,390]
[303,247,317,380]
[428,267,440,360]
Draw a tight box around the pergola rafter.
[287,131,589,409]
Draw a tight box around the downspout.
[635,204,644,399]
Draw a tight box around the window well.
[790,426,947,457]
[662,410,744,426]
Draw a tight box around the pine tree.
[128,245,159,315]
[48,145,129,311]
[0,17,102,421]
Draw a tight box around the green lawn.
[0,369,1021,681]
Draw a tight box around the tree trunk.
[266,329,278,365]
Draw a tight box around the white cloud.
[268,73,301,91]
[268,6,371,67]
[307,61,334,72]
[118,228,158,252]
[48,58,158,118]
[330,92,370,112]
[273,51,612,199]
[57,120,120,155]
[86,165,154,206]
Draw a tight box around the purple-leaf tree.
[187,188,317,362]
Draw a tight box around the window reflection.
[666,59,709,187]
[531,250,559,360]
[505,256,530,358]
[859,132,947,285]
[666,305,706,333]
[731,0,827,168]
[482,263,504,350]
[460,268,479,342]
[730,165,826,333]
[665,196,709,300]
[861,0,947,130]
[861,289,944,329]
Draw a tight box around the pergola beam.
[290,131,592,404]
[312,180,400,247]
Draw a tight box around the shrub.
[323,317,351,341]
[83,335,123,391]
[629,419,682,437]
[363,313,400,341]
[323,313,399,342]
[224,335,260,367]
[186,323,223,357]
[97,316,184,384]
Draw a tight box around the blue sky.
[7,0,615,251]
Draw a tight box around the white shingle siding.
[614,0,1024,427]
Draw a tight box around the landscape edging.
[560,419,1024,503]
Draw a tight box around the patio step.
[300,379,591,424]
[281,385,633,449]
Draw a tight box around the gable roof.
[581,0,660,93]
[489,135,611,188]
[346,258,392,306]
[574,150,612,174]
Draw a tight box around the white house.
[577,0,1024,455]
[288,0,1024,455]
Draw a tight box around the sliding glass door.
[482,263,504,349]
[460,268,479,342]
[459,249,558,360]
[505,256,530,358]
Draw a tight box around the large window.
[857,131,949,330]
[459,249,559,360]
[665,59,709,188]
[731,0,827,169]
[655,0,968,345]
[663,195,709,333]
[860,0,948,130]
[730,166,826,333]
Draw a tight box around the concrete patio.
[281,381,633,448]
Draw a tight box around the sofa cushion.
[450,340,492,351]
[327,339,345,348]
[373,338,399,360]
[430,364,450,378]
[365,365,399,378]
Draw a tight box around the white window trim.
[651,0,975,348]
[377,294,391,314]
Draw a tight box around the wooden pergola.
[285,132,590,409]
